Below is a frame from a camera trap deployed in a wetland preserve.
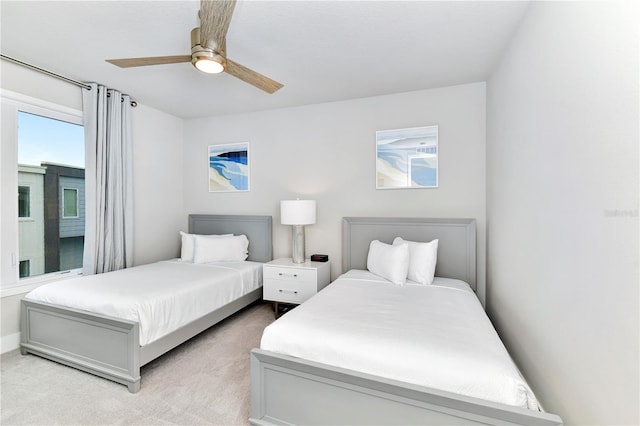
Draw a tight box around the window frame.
[1,91,85,297]
[61,187,79,219]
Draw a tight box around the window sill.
[1,270,83,298]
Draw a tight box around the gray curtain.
[82,83,133,275]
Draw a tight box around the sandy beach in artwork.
[377,157,410,188]
[209,166,237,191]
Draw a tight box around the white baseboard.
[1,332,21,354]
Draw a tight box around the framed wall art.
[208,142,250,192]
[376,125,438,189]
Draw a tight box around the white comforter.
[25,260,262,346]
[260,270,540,410]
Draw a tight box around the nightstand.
[263,258,330,316]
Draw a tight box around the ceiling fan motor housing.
[190,27,226,72]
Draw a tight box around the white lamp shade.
[281,200,316,225]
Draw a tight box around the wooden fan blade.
[106,55,191,68]
[200,0,236,51]
[225,59,284,94]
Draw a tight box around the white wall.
[130,104,185,266]
[487,2,638,424]
[183,83,487,300]
[0,61,185,348]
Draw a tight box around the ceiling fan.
[106,0,283,94]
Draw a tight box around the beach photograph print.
[208,142,250,192]
[376,125,438,189]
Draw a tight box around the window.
[62,188,78,218]
[19,260,30,278]
[16,110,85,280]
[18,186,30,218]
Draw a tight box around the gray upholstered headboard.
[188,214,273,263]
[342,217,476,291]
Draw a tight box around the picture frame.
[376,125,438,189]
[208,142,250,192]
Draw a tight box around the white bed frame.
[20,214,272,393]
[249,217,562,425]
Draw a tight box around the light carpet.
[0,302,275,425]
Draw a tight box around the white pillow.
[393,237,438,285]
[180,231,232,262]
[193,234,249,263]
[366,240,410,286]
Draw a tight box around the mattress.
[25,259,263,346]
[260,269,541,410]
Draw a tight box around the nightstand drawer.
[263,267,317,283]
[262,258,331,309]
[263,280,317,304]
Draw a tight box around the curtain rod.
[1,54,137,107]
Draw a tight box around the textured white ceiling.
[1,1,529,118]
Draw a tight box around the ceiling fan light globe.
[194,57,224,74]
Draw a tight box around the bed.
[249,217,562,425]
[20,214,272,393]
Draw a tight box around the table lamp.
[281,199,316,263]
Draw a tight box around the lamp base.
[291,225,306,263]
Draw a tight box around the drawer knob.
[279,289,298,294]
[278,272,298,278]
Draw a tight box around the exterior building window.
[17,110,84,279]
[62,188,79,218]
[18,186,30,218]
[19,260,30,278]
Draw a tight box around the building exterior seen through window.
[17,111,85,279]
